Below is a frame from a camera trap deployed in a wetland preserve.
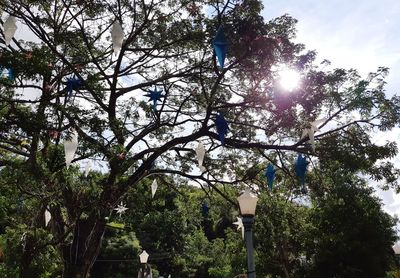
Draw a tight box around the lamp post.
[393,243,400,278]
[139,250,149,278]
[237,189,258,278]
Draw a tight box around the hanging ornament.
[301,119,326,152]
[201,201,209,217]
[3,16,17,46]
[64,129,78,168]
[145,87,164,112]
[111,20,124,55]
[195,141,206,172]
[310,119,326,131]
[233,217,244,239]
[264,163,276,190]
[212,26,228,68]
[38,140,44,151]
[114,202,128,216]
[294,154,308,185]
[65,77,81,99]
[215,113,229,145]
[44,210,51,226]
[1,68,13,81]
[150,159,156,169]
[84,161,92,176]
[151,179,158,198]
[6,68,13,80]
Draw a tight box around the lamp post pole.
[237,189,258,278]
[242,215,256,278]
[141,263,146,278]
[394,244,400,278]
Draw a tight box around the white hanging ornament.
[84,161,92,176]
[111,20,124,55]
[151,179,158,198]
[3,16,17,46]
[114,202,128,216]
[44,210,51,226]
[233,217,244,239]
[195,141,206,172]
[301,128,315,152]
[310,119,327,132]
[301,119,326,152]
[38,140,44,151]
[64,129,78,168]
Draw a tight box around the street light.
[139,250,150,278]
[237,188,258,278]
[393,243,400,278]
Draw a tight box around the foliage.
[91,231,141,278]
[307,177,398,278]
[255,191,310,277]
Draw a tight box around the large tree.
[0,0,399,277]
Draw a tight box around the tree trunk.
[62,217,106,278]
[19,251,34,278]
[63,264,92,278]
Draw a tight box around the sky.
[263,0,400,218]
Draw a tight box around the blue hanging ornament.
[264,163,276,190]
[215,113,229,145]
[145,87,164,112]
[295,154,308,185]
[213,26,228,68]
[7,68,13,81]
[201,202,209,217]
[1,67,13,81]
[65,77,81,99]
[150,159,156,169]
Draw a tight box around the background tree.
[0,0,399,277]
[307,175,398,278]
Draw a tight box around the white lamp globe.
[139,250,149,263]
[237,188,258,216]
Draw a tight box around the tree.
[0,0,399,277]
[255,191,310,277]
[307,176,398,278]
[252,171,398,278]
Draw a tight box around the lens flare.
[279,68,301,91]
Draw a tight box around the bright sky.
[263,0,400,218]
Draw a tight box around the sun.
[279,68,301,91]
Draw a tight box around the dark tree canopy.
[308,177,397,278]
